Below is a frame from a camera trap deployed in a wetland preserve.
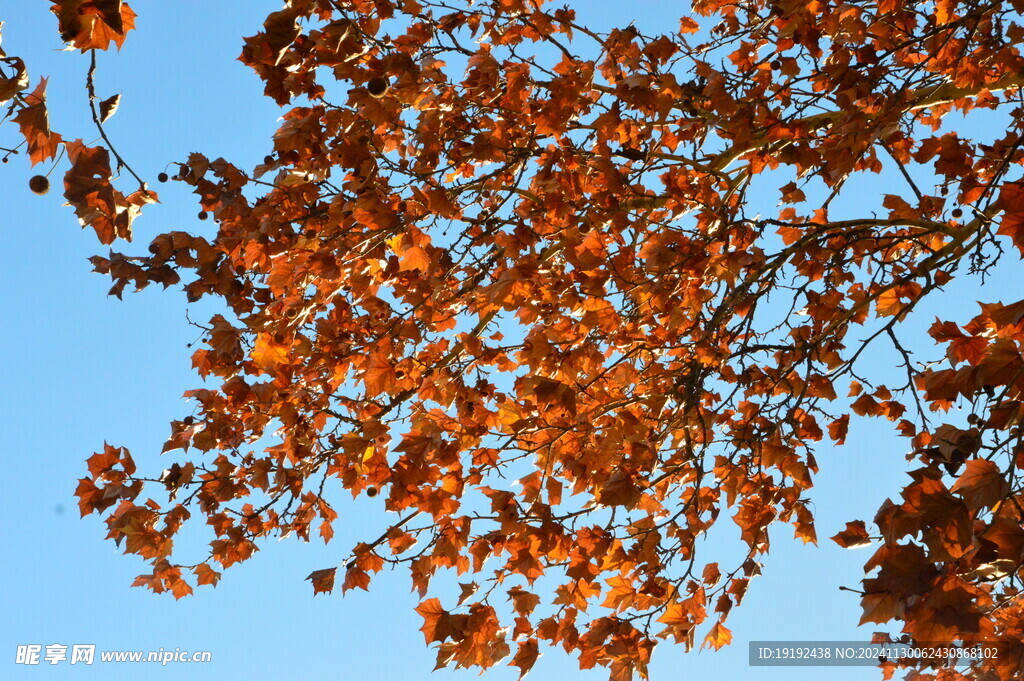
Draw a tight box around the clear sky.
[0,2,1014,680]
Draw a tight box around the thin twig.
[86,50,146,189]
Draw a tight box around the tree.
[4,0,1024,678]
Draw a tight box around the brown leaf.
[997,181,1024,255]
[950,458,1009,510]
[14,78,62,165]
[831,520,873,549]
[52,0,137,51]
[858,591,901,625]
[510,639,539,679]
[0,56,28,103]
[261,8,301,66]
[99,93,121,122]
[415,598,449,644]
[306,567,337,595]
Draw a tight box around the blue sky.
[0,2,1014,680]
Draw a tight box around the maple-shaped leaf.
[86,445,121,478]
[306,567,336,595]
[831,520,872,548]
[342,565,370,592]
[14,79,62,165]
[399,245,432,272]
[996,181,1024,255]
[509,639,539,679]
[52,0,137,51]
[251,333,290,370]
[827,414,850,444]
[259,7,301,66]
[99,93,121,122]
[415,598,450,644]
[507,586,541,616]
[858,591,901,625]
[701,621,732,650]
[192,563,221,587]
[597,470,642,508]
[62,139,123,243]
[950,458,1009,510]
[0,56,28,103]
[457,582,479,606]
[362,351,397,396]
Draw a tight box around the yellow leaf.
[400,245,431,271]
[251,333,290,369]
[702,621,732,650]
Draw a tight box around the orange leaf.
[701,621,732,650]
[510,639,539,679]
[830,520,872,548]
[14,79,62,165]
[251,333,290,370]
[400,245,432,272]
[859,591,900,625]
[53,0,137,51]
[950,458,1009,510]
[827,415,850,444]
[306,567,337,595]
[997,181,1024,255]
[415,598,450,644]
[193,563,222,587]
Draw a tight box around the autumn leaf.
[399,245,432,272]
[99,93,121,122]
[701,621,732,650]
[192,563,222,587]
[0,56,28,103]
[251,333,290,370]
[830,520,872,549]
[510,639,539,679]
[14,78,62,165]
[306,567,336,595]
[858,591,901,625]
[950,459,1009,510]
[52,0,138,51]
[827,414,850,444]
[260,8,301,66]
[415,598,449,644]
[342,565,370,593]
[997,181,1024,255]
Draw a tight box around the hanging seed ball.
[29,175,50,195]
[157,172,169,183]
[264,155,275,164]
[366,76,389,98]
[198,210,209,221]
[366,486,378,497]
[951,208,963,218]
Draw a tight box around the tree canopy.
[4,0,1024,678]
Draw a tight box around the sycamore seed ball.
[29,175,50,195]
[366,76,389,98]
